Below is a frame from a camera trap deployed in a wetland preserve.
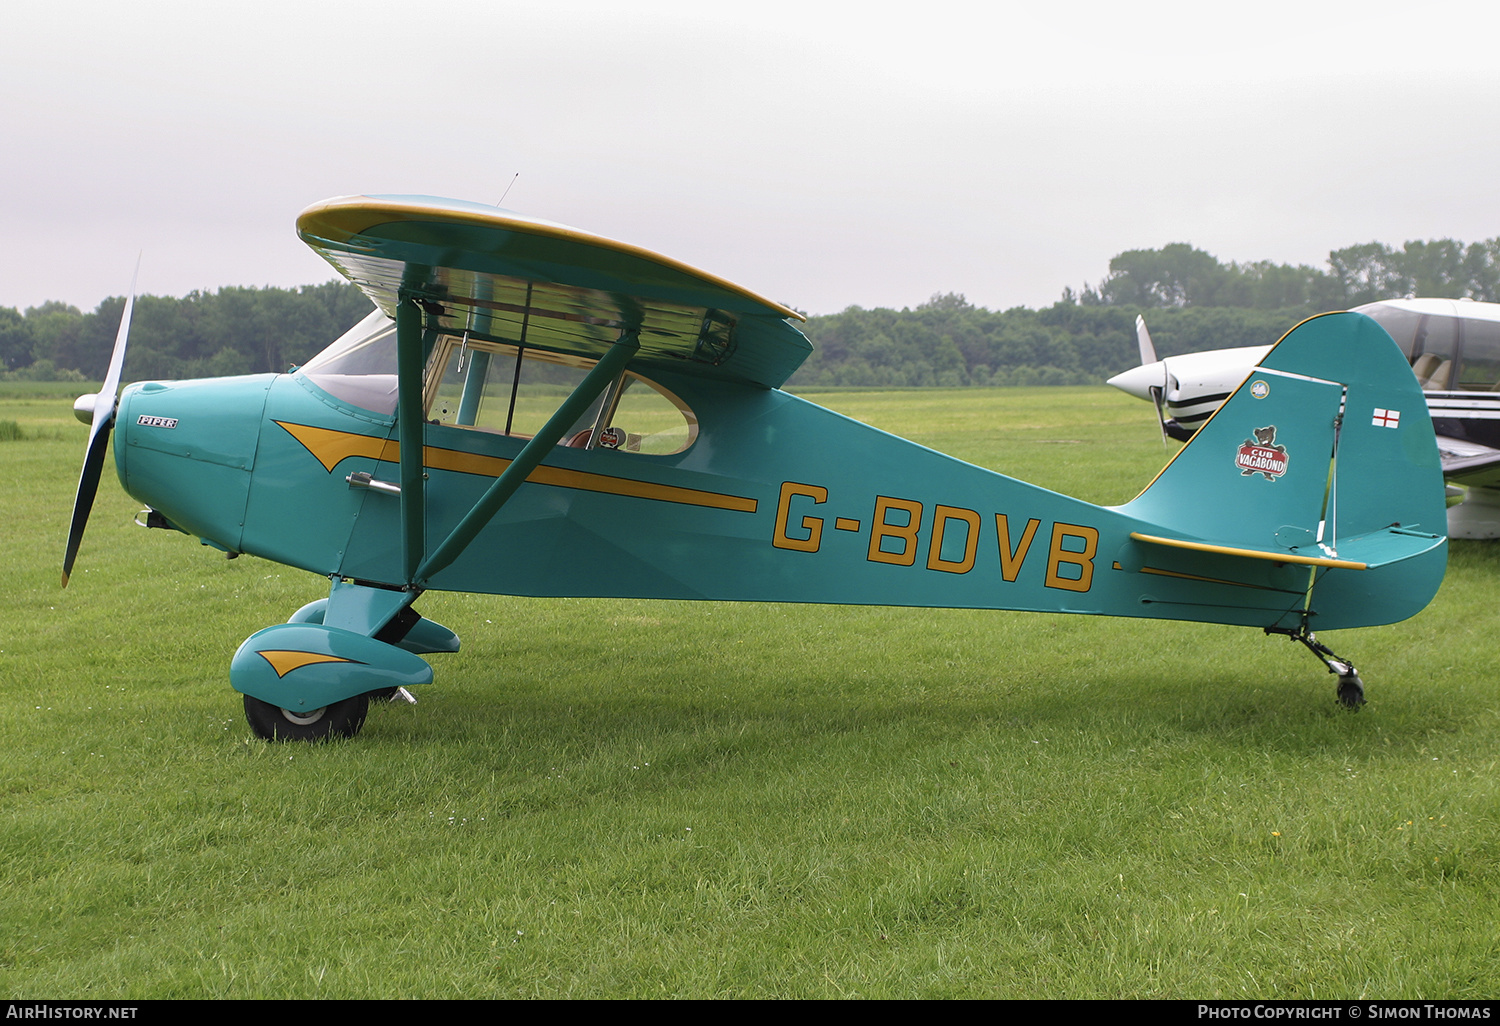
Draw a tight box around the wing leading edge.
[297,195,811,391]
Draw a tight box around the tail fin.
[1117,312,1446,628]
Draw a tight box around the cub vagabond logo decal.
[1236,425,1288,481]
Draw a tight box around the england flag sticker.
[1372,408,1400,429]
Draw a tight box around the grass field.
[2,385,1498,998]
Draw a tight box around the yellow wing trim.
[275,422,758,514]
[1130,532,1367,570]
[297,195,804,322]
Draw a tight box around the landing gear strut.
[1266,625,1365,709]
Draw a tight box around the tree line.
[1076,238,1500,311]
[4,237,1495,387]
[787,237,1500,388]
[0,283,372,382]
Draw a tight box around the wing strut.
[395,288,431,583]
[411,327,641,585]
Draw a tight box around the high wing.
[297,194,812,390]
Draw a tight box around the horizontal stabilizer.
[1131,524,1442,572]
[1323,525,1445,569]
[1130,532,1367,570]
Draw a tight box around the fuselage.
[1107,345,1271,435]
[115,360,1142,613]
[110,309,1443,633]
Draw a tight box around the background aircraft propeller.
[1133,313,1158,367]
[1136,315,1171,447]
[62,263,138,587]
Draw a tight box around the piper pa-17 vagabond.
[1109,300,1500,538]
[64,196,1449,739]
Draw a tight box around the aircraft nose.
[114,375,274,552]
[1106,361,1166,400]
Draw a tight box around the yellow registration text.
[771,481,1098,593]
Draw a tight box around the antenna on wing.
[496,173,519,206]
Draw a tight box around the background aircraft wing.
[297,195,812,389]
[1438,435,1500,488]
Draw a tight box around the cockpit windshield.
[297,308,400,415]
[294,307,697,454]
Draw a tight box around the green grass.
[2,388,1498,998]
[0,380,103,401]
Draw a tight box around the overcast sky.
[4,0,1498,318]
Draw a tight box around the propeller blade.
[62,425,114,587]
[1134,314,1158,366]
[1148,384,1169,448]
[62,260,138,588]
[96,262,137,425]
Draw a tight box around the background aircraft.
[64,196,1448,739]
[1109,299,1500,538]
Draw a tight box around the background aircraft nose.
[1106,361,1166,400]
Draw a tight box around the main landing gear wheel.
[243,693,369,741]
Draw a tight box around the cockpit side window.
[1362,305,1426,360]
[423,335,697,454]
[1457,318,1500,391]
[1412,316,1458,389]
[1363,306,1459,390]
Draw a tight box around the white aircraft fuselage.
[1108,299,1500,538]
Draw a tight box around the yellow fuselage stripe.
[258,650,360,678]
[276,421,758,514]
[1112,560,1297,593]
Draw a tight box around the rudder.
[1116,312,1446,629]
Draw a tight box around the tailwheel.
[1336,673,1366,710]
[243,693,369,742]
[1266,624,1366,711]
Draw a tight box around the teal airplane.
[64,196,1448,739]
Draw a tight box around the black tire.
[243,693,369,741]
[1336,674,1366,710]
